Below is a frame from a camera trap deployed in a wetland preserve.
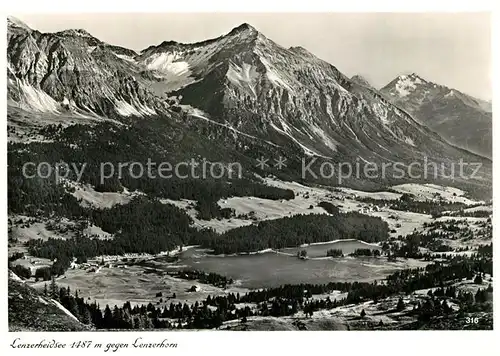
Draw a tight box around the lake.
[155,240,425,289]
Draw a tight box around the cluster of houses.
[69,260,128,273]
[359,205,382,215]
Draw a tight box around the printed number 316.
[465,317,479,324]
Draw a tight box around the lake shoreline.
[196,238,382,258]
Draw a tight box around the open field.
[65,181,141,209]
[391,183,482,205]
[30,264,249,310]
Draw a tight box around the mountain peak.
[351,75,372,88]
[289,46,314,57]
[379,73,429,98]
[140,23,260,55]
[55,28,95,38]
[7,16,31,31]
[395,73,430,86]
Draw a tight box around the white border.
[0,0,497,12]
[1,1,498,355]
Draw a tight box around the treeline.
[326,249,343,257]
[200,212,389,254]
[240,254,491,305]
[379,225,480,259]
[317,201,340,215]
[385,255,492,294]
[350,248,381,257]
[396,231,454,257]
[439,210,491,218]
[359,193,467,216]
[48,279,253,330]
[168,270,234,288]
[477,243,493,257]
[10,119,388,272]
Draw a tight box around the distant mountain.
[380,73,492,158]
[6,18,491,194]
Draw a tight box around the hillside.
[8,272,90,331]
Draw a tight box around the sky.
[13,13,491,100]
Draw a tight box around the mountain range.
[6,17,491,197]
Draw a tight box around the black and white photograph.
[3,5,495,350]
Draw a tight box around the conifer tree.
[50,276,58,300]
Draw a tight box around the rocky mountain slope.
[7,17,168,119]
[381,73,492,158]
[138,24,491,190]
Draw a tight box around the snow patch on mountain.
[131,98,156,115]
[114,98,156,117]
[343,123,361,143]
[142,52,194,91]
[226,62,259,97]
[372,102,390,125]
[380,72,492,157]
[146,52,190,75]
[404,137,415,147]
[269,122,327,157]
[310,124,338,152]
[258,55,294,92]
[445,90,455,98]
[395,75,420,97]
[17,81,60,113]
[114,100,143,116]
[115,53,136,63]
